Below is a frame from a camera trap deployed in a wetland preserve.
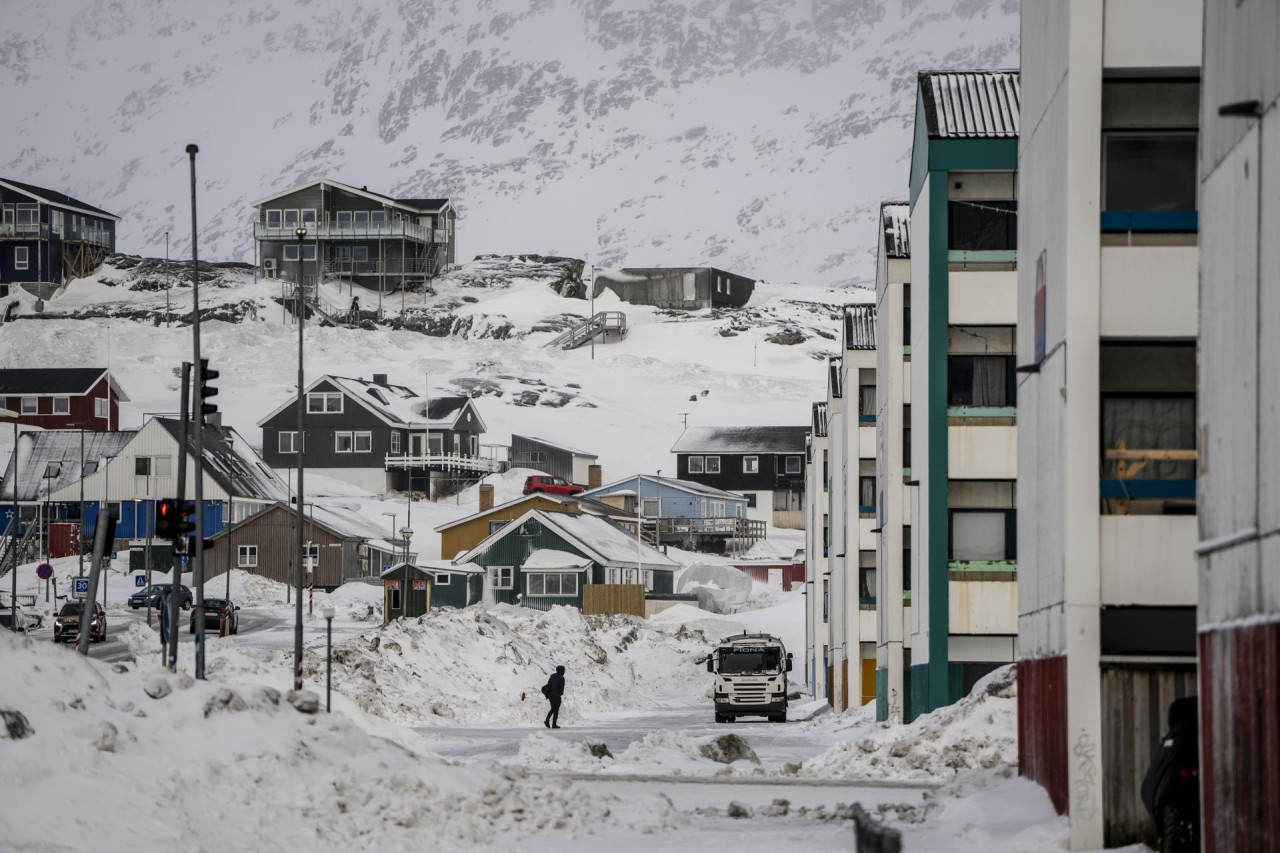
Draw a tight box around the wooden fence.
[582,584,645,618]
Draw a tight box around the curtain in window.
[1102,397,1195,480]
[952,512,1006,561]
[950,356,1010,407]
[859,385,876,416]
[859,477,875,508]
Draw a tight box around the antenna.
[678,412,692,430]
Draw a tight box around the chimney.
[588,465,603,489]
[373,373,388,387]
[479,484,494,512]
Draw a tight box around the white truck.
[706,632,793,723]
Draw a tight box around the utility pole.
[168,363,191,672]
[3,409,19,619]
[588,260,595,361]
[187,144,208,680]
[75,422,85,577]
[294,225,307,692]
[165,230,170,327]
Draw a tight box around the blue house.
[0,178,119,293]
[581,474,764,553]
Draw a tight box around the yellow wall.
[439,496,576,560]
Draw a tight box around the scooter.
[1141,696,1200,853]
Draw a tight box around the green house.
[407,560,484,610]
[380,563,434,622]
[456,508,679,612]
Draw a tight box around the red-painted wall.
[732,561,804,591]
[1199,622,1280,852]
[4,375,118,430]
[48,522,82,558]
[1018,655,1069,815]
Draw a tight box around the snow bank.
[202,568,292,606]
[515,730,762,777]
[800,665,1018,782]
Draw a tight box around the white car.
[0,599,43,632]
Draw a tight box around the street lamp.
[293,225,307,692]
[381,512,397,565]
[399,525,413,565]
[322,605,335,712]
[1,408,18,620]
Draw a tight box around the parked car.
[53,601,106,644]
[0,596,42,632]
[522,475,584,497]
[190,598,240,635]
[129,583,193,610]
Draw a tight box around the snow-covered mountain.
[2,0,1017,287]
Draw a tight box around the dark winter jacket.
[544,669,565,699]
[1141,696,1200,821]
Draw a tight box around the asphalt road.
[30,606,287,663]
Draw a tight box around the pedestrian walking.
[541,665,566,729]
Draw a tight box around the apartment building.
[804,401,829,701]
[1197,3,1280,850]
[908,70,1021,722]
[823,355,849,709]
[873,203,913,723]
[1015,3,1202,847]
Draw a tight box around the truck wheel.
[769,713,786,723]
[715,714,726,723]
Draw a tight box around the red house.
[0,367,127,430]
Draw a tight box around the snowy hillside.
[2,0,1018,286]
[1,253,851,485]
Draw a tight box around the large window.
[95,397,109,419]
[950,509,1016,562]
[52,397,70,414]
[282,244,317,262]
[1101,397,1195,481]
[949,355,1015,407]
[238,545,258,568]
[859,476,875,510]
[641,499,660,518]
[488,566,513,589]
[279,431,299,454]
[527,572,579,597]
[773,489,803,512]
[306,392,343,413]
[687,456,704,474]
[949,200,1017,251]
[704,456,721,474]
[1103,133,1197,212]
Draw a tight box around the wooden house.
[671,426,809,529]
[510,434,599,486]
[434,490,637,561]
[0,367,128,430]
[257,373,498,496]
[592,267,754,310]
[383,559,483,620]
[0,178,119,292]
[456,509,678,612]
[581,474,763,553]
[250,178,455,294]
[206,501,404,589]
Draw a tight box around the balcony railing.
[0,223,111,246]
[384,453,506,474]
[254,221,445,243]
[652,516,766,539]
[0,222,47,239]
[323,257,437,276]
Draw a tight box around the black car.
[54,601,106,644]
[190,598,240,634]
[129,583,193,610]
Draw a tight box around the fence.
[582,584,645,618]
[851,804,902,853]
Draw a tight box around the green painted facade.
[382,564,432,622]
[423,570,484,609]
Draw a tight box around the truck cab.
[706,632,793,723]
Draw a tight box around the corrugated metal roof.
[0,429,135,502]
[920,71,1020,139]
[828,357,843,398]
[882,203,911,258]
[844,304,877,350]
[812,402,828,438]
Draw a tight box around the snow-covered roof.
[512,434,597,459]
[0,367,129,400]
[155,418,289,501]
[249,178,451,214]
[919,70,1020,139]
[670,426,809,455]
[211,500,389,545]
[395,559,483,575]
[882,203,911,259]
[583,474,744,501]
[828,357,843,397]
[256,374,484,432]
[0,429,135,502]
[812,402,828,438]
[433,491,634,532]
[523,549,592,570]
[844,305,876,350]
[457,509,676,571]
[0,178,120,221]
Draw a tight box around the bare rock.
[726,801,753,819]
[144,678,172,700]
[700,734,760,764]
[89,722,118,752]
[0,709,34,740]
[257,686,281,706]
[287,689,320,714]
[587,742,613,760]
[204,688,248,718]
[764,798,790,817]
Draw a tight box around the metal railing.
[0,223,111,245]
[0,222,48,238]
[652,516,766,539]
[322,257,437,276]
[254,221,445,243]
[547,311,627,350]
[383,453,507,474]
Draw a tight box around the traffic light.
[155,498,179,538]
[177,502,196,537]
[198,358,219,423]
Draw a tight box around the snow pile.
[327,581,384,621]
[677,564,753,613]
[800,665,1018,782]
[0,631,682,851]
[202,568,292,606]
[515,730,762,777]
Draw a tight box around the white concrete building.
[1016,2,1202,847]
[1196,3,1280,849]
[873,202,913,723]
[803,401,830,701]
[824,355,849,709]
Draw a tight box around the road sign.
[36,563,53,580]
[181,555,189,566]
[111,550,118,560]
[73,578,90,599]
[135,574,147,588]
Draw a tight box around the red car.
[523,475,584,497]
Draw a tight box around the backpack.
[540,683,550,698]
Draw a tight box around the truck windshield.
[718,648,781,674]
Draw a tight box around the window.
[238,545,258,568]
[279,431,299,454]
[434,573,451,585]
[283,244,299,261]
[302,244,317,261]
[82,461,98,476]
[390,432,401,453]
[266,210,282,228]
[353,246,368,262]
[785,456,802,475]
[859,476,875,510]
[52,397,70,414]
[135,457,151,476]
[353,431,372,453]
[19,396,38,415]
[306,392,342,413]
[354,211,370,228]
[44,461,62,478]
[488,520,507,535]
[283,209,300,228]
[708,500,725,518]
[94,396,108,419]
[859,384,876,417]
[949,200,1017,251]
[726,281,732,295]
[950,510,1016,561]
[371,211,387,227]
[14,247,28,271]
[300,209,317,226]
[822,449,829,491]
[704,456,721,474]
[387,586,402,611]
[903,287,911,347]
[428,434,444,453]
[641,498,660,518]
[860,566,876,601]
[745,493,757,508]
[527,572,579,597]
[949,355,1015,407]
[1101,397,1195,481]
[335,432,354,453]
[743,456,759,474]
[336,211,352,228]
[154,456,172,477]
[488,566,513,589]
[687,456,704,474]
[773,489,803,511]
[1103,133,1197,212]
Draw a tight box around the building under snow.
[592,267,755,310]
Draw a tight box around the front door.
[410,433,426,456]
[452,434,461,456]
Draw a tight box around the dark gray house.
[671,426,809,530]
[510,435,598,487]
[251,179,455,295]
[256,374,497,496]
[1,178,119,294]
[593,267,754,310]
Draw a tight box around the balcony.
[1100,514,1197,606]
[0,223,111,246]
[0,223,48,239]
[384,453,505,474]
[254,221,445,244]
[322,258,437,277]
